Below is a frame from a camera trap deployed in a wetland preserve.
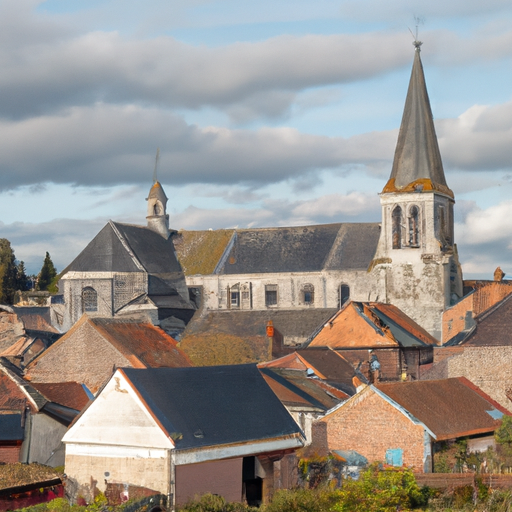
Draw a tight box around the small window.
[408,205,420,247]
[82,287,98,313]
[392,206,402,249]
[231,291,240,307]
[339,284,350,308]
[385,448,403,467]
[265,285,278,307]
[302,284,314,305]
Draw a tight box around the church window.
[339,284,350,308]
[408,205,420,247]
[228,284,240,308]
[82,287,98,313]
[265,285,278,307]
[301,283,314,305]
[392,206,402,249]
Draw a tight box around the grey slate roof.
[121,364,302,450]
[66,221,182,274]
[386,47,450,194]
[217,223,380,274]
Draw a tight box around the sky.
[2,1,512,278]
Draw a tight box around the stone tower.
[370,42,463,339]
[146,181,170,239]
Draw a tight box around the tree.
[0,239,18,304]
[16,261,29,291]
[37,252,57,292]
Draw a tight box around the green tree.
[0,239,18,304]
[37,252,57,292]
[16,261,29,291]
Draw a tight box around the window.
[301,283,314,305]
[408,205,420,247]
[339,284,350,308]
[385,448,403,467]
[265,285,278,306]
[82,287,98,313]
[230,291,240,307]
[392,206,402,249]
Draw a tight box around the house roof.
[458,291,512,347]
[174,223,380,276]
[30,382,90,412]
[259,349,366,396]
[259,367,347,411]
[307,302,438,349]
[65,220,183,275]
[0,463,62,491]
[121,364,303,450]
[382,46,452,198]
[376,377,509,440]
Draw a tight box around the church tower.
[146,181,170,239]
[370,41,463,339]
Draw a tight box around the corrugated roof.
[376,377,510,440]
[382,46,452,198]
[91,318,193,369]
[122,364,303,450]
[31,382,90,411]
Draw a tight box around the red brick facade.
[313,387,429,472]
[0,444,21,463]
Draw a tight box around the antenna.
[153,148,160,184]
[408,15,424,51]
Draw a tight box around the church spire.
[146,149,170,238]
[382,42,453,198]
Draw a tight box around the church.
[51,42,463,341]
[174,42,463,340]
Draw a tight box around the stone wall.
[423,346,512,412]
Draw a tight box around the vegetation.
[0,238,31,304]
[37,252,58,292]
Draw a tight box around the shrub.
[262,487,339,512]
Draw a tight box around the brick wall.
[314,387,428,472]
[423,346,512,412]
[0,444,21,463]
[27,318,131,393]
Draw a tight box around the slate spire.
[382,42,453,198]
[146,181,170,238]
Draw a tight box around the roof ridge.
[109,221,146,272]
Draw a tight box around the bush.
[262,487,339,512]
[178,493,257,512]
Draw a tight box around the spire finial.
[409,16,424,52]
[153,148,160,184]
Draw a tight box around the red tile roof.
[31,382,90,411]
[376,377,510,440]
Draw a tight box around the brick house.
[25,315,192,394]
[312,378,510,473]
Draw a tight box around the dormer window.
[408,205,420,247]
[301,283,314,305]
[392,206,402,249]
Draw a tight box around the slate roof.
[65,221,183,274]
[121,364,303,450]
[174,223,380,276]
[457,292,512,347]
[376,377,510,440]
[382,46,452,198]
[307,302,438,349]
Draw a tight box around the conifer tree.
[0,239,18,304]
[16,261,29,291]
[37,252,57,291]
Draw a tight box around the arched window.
[392,206,402,249]
[82,287,98,313]
[339,284,350,309]
[408,205,420,247]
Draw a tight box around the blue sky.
[2,0,512,278]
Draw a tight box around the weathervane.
[153,147,160,183]
[409,16,424,52]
